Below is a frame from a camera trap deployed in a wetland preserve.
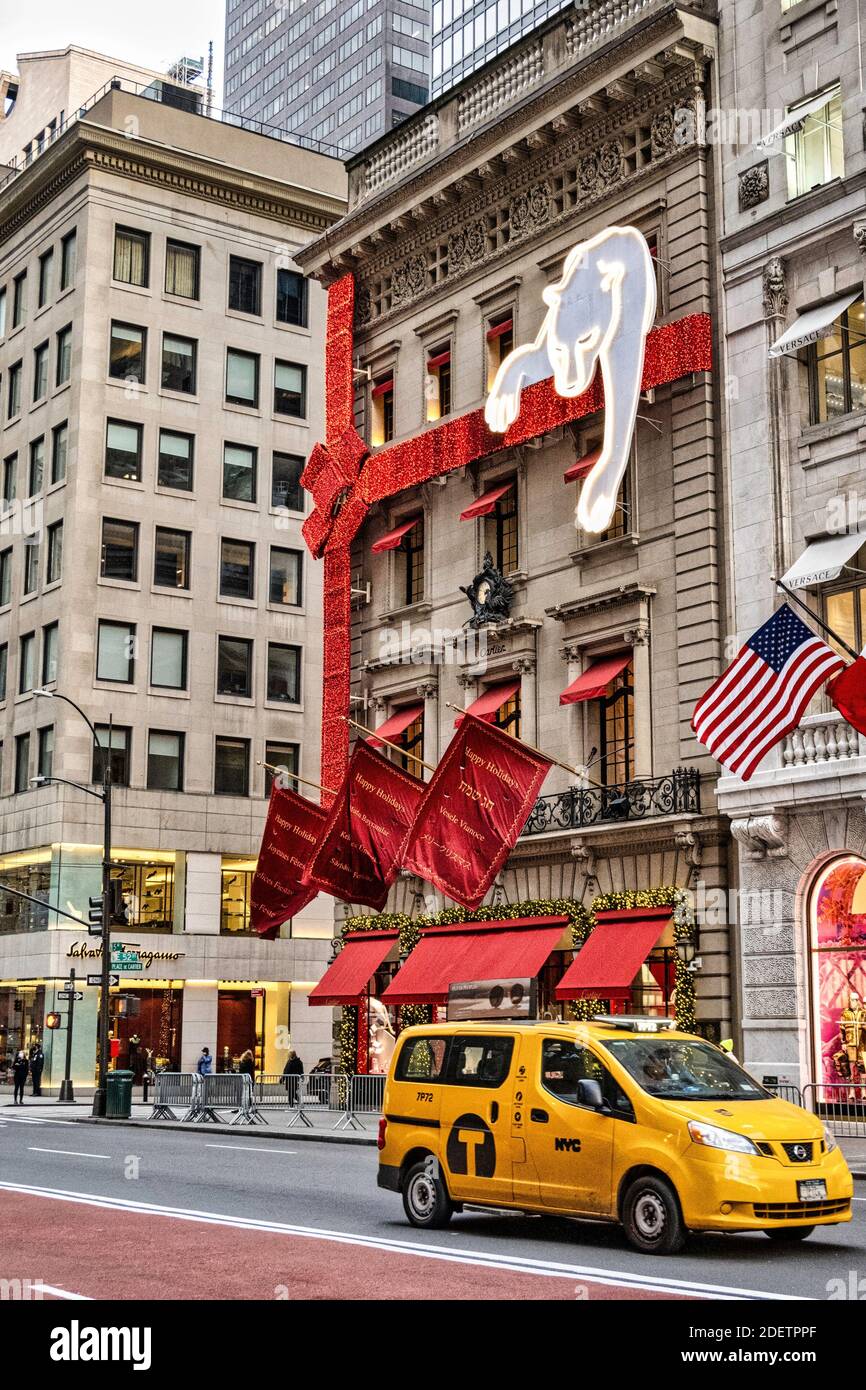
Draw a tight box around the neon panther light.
[484,225,656,535]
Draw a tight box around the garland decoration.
[336,889,697,1069]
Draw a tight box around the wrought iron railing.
[521,767,701,836]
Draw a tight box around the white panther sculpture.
[484,225,656,535]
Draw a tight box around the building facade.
[223,0,432,157]
[431,0,570,97]
[297,0,734,1069]
[716,0,866,1090]
[0,49,347,1089]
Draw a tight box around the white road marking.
[0,1180,803,1301]
[27,1148,111,1160]
[204,1144,297,1154]
[39,1284,92,1300]
[1,1115,77,1125]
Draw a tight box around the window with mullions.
[400,517,424,604]
[598,662,635,786]
[486,314,514,390]
[113,228,150,287]
[808,298,866,424]
[425,344,451,422]
[229,257,263,316]
[371,374,394,445]
[484,483,518,574]
[823,548,866,662]
[493,689,521,740]
[785,86,843,200]
[393,710,423,773]
[264,742,299,794]
[111,859,175,929]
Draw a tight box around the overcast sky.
[0,0,226,101]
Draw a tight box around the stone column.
[625,625,652,778]
[561,642,583,779]
[513,657,537,745]
[416,678,439,770]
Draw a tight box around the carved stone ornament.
[650,108,677,159]
[460,550,515,629]
[738,161,769,212]
[675,830,703,885]
[762,257,788,320]
[730,814,788,860]
[855,223,866,256]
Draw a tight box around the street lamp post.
[34,690,113,1117]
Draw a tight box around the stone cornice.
[297,9,714,272]
[546,583,657,621]
[511,811,729,863]
[0,122,346,248]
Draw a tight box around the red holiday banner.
[308,742,424,910]
[402,713,552,910]
[251,784,328,939]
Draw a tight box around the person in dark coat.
[12,1051,29,1105]
[282,1050,304,1105]
[29,1044,45,1097]
[238,1049,255,1079]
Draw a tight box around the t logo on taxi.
[446,1113,496,1177]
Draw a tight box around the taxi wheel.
[622,1174,685,1255]
[764,1225,815,1242]
[402,1160,453,1229]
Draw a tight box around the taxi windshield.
[600,1037,768,1101]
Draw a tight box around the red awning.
[382,916,570,1006]
[454,678,521,726]
[459,483,513,521]
[371,378,394,399]
[564,449,602,483]
[427,350,451,371]
[555,907,671,1002]
[366,703,424,749]
[560,652,631,706]
[371,518,418,553]
[486,318,513,340]
[308,930,400,1006]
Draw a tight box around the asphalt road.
[1,1109,864,1300]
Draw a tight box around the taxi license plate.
[798,1179,827,1201]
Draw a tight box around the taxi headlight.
[822,1124,837,1153]
[687,1120,761,1156]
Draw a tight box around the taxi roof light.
[593,1015,678,1033]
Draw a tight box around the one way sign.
[86,973,120,987]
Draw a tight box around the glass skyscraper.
[432,0,572,96]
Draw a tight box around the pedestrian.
[282,1049,304,1106]
[12,1050,29,1106]
[238,1048,255,1079]
[29,1043,45,1097]
[196,1046,213,1076]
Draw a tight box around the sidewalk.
[1,1097,378,1146]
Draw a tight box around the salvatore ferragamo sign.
[66,941,186,969]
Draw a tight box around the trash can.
[105,1069,134,1119]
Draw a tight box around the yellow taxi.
[377,1016,852,1254]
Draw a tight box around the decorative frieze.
[457,41,545,135]
[738,160,769,211]
[364,114,439,198]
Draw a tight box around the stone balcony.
[715,711,866,818]
[521,767,701,836]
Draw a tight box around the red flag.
[308,742,424,910]
[402,713,552,910]
[827,652,866,736]
[251,784,328,939]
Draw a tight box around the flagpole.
[342,716,437,774]
[773,578,859,661]
[257,761,337,798]
[443,702,604,788]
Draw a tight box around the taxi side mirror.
[576,1078,605,1110]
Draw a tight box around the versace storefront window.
[0,985,46,1072]
[810,856,866,1085]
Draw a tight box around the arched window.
[809,856,866,1086]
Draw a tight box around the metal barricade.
[803,1082,866,1139]
[192,1072,263,1126]
[335,1072,386,1132]
[253,1071,383,1129]
[149,1072,201,1122]
[762,1080,804,1107]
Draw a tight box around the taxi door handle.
[530,1108,549,1124]
[490,1101,499,1123]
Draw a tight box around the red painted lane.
[1,1192,696,1301]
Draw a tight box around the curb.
[78,1116,378,1147]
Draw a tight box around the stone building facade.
[0,51,347,1088]
[716,0,866,1089]
[298,0,735,1055]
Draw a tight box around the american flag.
[691,604,846,781]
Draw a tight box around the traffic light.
[88,896,104,937]
[46,1012,62,1030]
[109,879,129,926]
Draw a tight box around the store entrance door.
[217,990,256,1073]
